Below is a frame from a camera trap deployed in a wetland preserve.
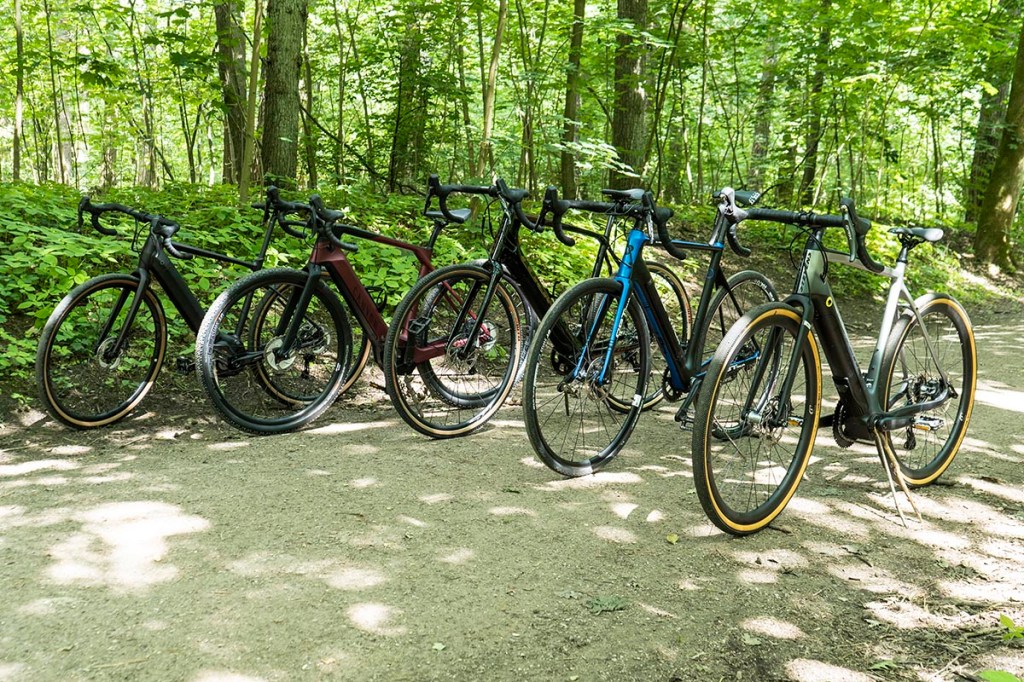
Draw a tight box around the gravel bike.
[691,196,976,535]
[35,194,293,428]
[522,188,777,476]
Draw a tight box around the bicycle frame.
[577,215,738,396]
[773,232,953,437]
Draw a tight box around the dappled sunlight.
[488,506,536,517]
[306,469,332,476]
[864,597,979,631]
[228,552,387,591]
[736,568,780,584]
[47,501,209,593]
[208,441,250,451]
[534,471,643,491]
[785,658,874,681]
[611,502,638,519]
[347,602,405,636]
[0,663,27,680]
[896,494,1024,538]
[0,459,78,477]
[646,510,665,522]
[593,526,637,543]
[349,477,379,489]
[939,576,1024,603]
[18,408,47,427]
[17,596,76,616]
[305,420,394,436]
[639,602,677,618]
[439,548,474,565]
[957,475,1024,503]
[975,385,1024,413]
[0,474,70,490]
[398,515,427,527]
[742,616,805,640]
[48,444,92,456]
[786,497,872,539]
[683,523,721,538]
[419,493,452,504]
[973,651,1024,678]
[192,671,266,682]
[519,456,547,469]
[489,418,526,429]
[825,562,922,596]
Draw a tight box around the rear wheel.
[36,273,167,428]
[692,303,821,535]
[195,267,351,434]
[384,263,523,438]
[698,270,777,373]
[879,295,976,486]
[522,277,649,477]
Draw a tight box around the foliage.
[585,595,628,614]
[1000,614,1024,641]
[979,671,1023,682]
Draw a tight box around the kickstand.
[872,429,922,526]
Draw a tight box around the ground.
[1,307,1024,682]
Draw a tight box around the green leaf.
[978,671,1022,682]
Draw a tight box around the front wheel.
[36,273,167,429]
[692,303,821,535]
[195,267,351,434]
[384,263,523,438]
[522,278,650,477]
[879,295,976,486]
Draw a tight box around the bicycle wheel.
[522,278,650,477]
[36,273,167,429]
[384,263,523,438]
[195,267,351,434]
[698,270,777,372]
[633,261,691,410]
[879,294,976,486]
[339,322,371,395]
[692,303,821,535]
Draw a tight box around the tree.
[261,0,308,186]
[609,0,648,189]
[215,0,248,184]
[975,18,1024,270]
[560,0,585,198]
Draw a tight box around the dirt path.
[1,319,1023,681]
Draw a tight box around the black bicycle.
[35,193,300,428]
[692,197,977,534]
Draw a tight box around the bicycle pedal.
[407,316,430,336]
[175,356,196,375]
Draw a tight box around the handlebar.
[78,196,192,259]
[536,186,671,251]
[261,186,313,240]
[741,200,885,274]
[307,194,359,253]
[425,174,537,231]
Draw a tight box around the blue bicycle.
[522,188,776,476]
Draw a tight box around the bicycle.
[522,187,778,476]
[381,177,694,438]
[35,193,295,429]
[691,196,976,535]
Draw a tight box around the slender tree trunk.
[239,0,265,203]
[14,0,24,182]
[561,0,585,198]
[975,19,1024,269]
[42,0,66,184]
[301,36,317,189]
[388,12,425,191]
[331,0,347,184]
[799,2,830,206]
[748,37,777,190]
[694,0,709,199]
[456,12,475,178]
[261,0,308,187]
[215,1,248,184]
[475,0,508,178]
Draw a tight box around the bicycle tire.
[384,263,523,438]
[36,273,167,429]
[522,277,650,477]
[692,303,821,535]
[879,294,976,486]
[698,270,778,372]
[195,267,351,434]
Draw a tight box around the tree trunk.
[14,0,24,182]
[799,3,830,206]
[966,81,1009,223]
[560,0,585,198]
[42,0,66,184]
[215,1,248,184]
[388,12,425,192]
[975,19,1024,270]
[301,37,317,189]
[609,0,648,189]
[748,37,777,191]
[261,0,308,187]
[476,0,508,179]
